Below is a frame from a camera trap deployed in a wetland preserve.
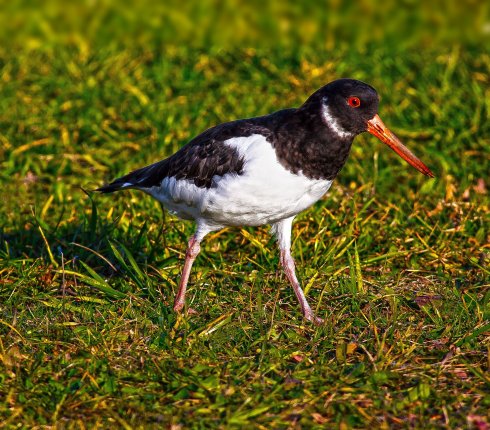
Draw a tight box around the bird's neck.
[271,109,355,181]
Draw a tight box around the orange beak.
[367,114,434,178]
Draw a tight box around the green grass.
[1,3,489,428]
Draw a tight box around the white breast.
[145,134,332,227]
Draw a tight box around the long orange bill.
[367,114,434,178]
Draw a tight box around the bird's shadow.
[1,192,176,283]
[1,190,260,292]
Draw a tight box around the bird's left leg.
[173,224,211,313]
[271,217,324,325]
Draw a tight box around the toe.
[173,302,184,312]
[313,316,324,326]
[305,313,324,325]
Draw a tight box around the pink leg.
[173,235,201,312]
[280,249,324,325]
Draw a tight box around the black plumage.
[97,125,248,192]
[98,79,382,193]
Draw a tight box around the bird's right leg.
[271,217,324,325]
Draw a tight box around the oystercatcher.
[98,79,434,324]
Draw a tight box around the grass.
[0,4,489,428]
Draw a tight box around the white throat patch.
[321,103,354,139]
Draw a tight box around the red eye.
[348,96,361,108]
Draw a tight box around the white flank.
[321,104,354,139]
[144,134,333,228]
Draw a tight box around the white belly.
[145,134,333,227]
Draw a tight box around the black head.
[299,78,434,177]
[301,78,379,136]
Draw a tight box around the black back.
[98,79,380,192]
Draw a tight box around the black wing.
[97,118,274,192]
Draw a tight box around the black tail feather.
[97,160,168,194]
[96,181,129,193]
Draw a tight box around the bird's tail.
[95,181,124,193]
[96,180,131,193]
[97,162,162,193]
[97,172,140,193]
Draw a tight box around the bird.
[98,78,434,325]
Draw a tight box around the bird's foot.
[173,302,198,316]
[305,313,324,326]
[173,302,184,312]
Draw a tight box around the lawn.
[0,2,489,428]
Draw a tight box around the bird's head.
[302,78,434,177]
